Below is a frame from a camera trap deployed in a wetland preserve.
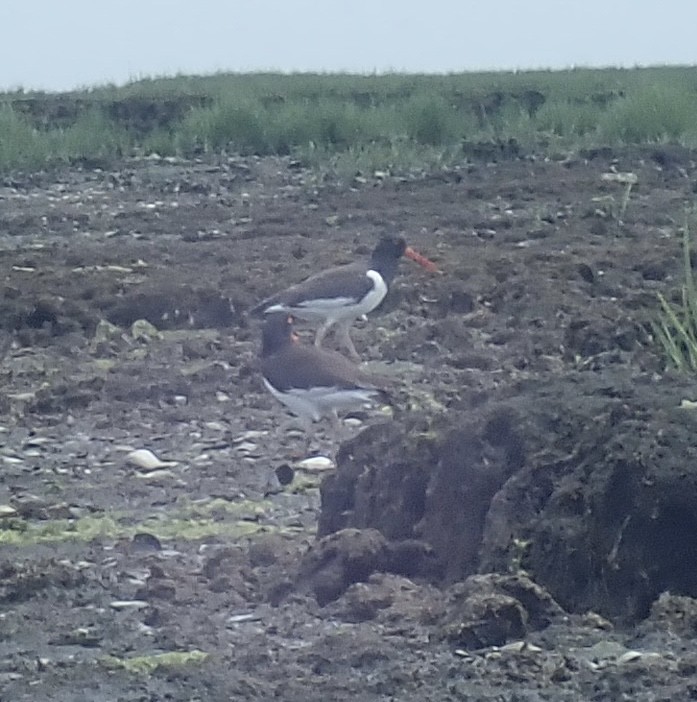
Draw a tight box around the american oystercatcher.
[251,235,438,360]
[260,312,390,443]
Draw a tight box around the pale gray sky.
[1,0,696,91]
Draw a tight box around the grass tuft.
[402,93,462,145]
[180,98,268,154]
[52,108,131,163]
[598,84,697,143]
[535,99,602,138]
[653,218,697,373]
[0,105,47,170]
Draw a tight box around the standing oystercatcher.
[260,312,390,445]
[251,235,437,360]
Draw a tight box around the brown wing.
[262,344,388,393]
[253,263,375,314]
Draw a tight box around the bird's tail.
[361,369,399,407]
[248,293,282,318]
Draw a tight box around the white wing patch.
[298,296,355,309]
[265,302,290,313]
[263,378,378,423]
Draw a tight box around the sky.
[1,0,696,92]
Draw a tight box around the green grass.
[1,65,697,174]
[51,107,132,162]
[0,105,50,170]
[598,84,697,144]
[653,218,697,373]
[535,99,603,139]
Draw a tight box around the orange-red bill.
[404,246,439,273]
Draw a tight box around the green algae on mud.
[0,497,272,546]
[100,650,209,674]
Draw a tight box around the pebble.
[127,448,177,470]
[236,441,258,453]
[228,612,262,624]
[134,469,177,482]
[109,600,150,610]
[23,436,53,446]
[131,532,162,552]
[2,456,23,465]
[499,641,543,654]
[204,421,227,431]
[233,430,268,443]
[295,456,335,471]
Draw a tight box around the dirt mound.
[317,367,697,622]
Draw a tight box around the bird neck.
[261,330,289,357]
[370,256,399,286]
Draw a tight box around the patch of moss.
[101,650,209,674]
[288,475,322,494]
[400,386,447,414]
[0,497,272,545]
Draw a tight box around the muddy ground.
[1,145,697,700]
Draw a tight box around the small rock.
[0,505,18,518]
[127,449,176,470]
[236,441,258,453]
[135,469,177,482]
[131,532,162,552]
[232,430,268,443]
[109,600,150,610]
[275,464,295,486]
[295,455,335,471]
[499,641,543,654]
[228,612,262,624]
[617,650,645,665]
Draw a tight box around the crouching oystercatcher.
[260,312,391,446]
[251,235,438,360]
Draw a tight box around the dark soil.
[2,147,697,700]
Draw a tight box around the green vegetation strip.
[0,497,271,546]
[2,66,697,173]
